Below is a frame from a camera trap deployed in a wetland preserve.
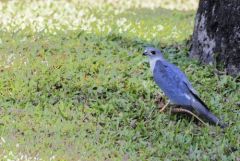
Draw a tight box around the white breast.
[149,57,161,73]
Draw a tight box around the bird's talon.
[171,107,208,126]
[159,101,170,112]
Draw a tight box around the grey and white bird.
[143,47,225,128]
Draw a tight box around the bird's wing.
[166,62,210,110]
[153,60,192,103]
[153,60,180,94]
[182,82,210,110]
[183,78,199,95]
[159,61,223,126]
[162,61,199,95]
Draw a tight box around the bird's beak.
[142,51,148,56]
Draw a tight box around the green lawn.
[0,0,239,160]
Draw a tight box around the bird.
[143,47,225,128]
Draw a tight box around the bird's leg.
[159,100,170,112]
[171,107,208,126]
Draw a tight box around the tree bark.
[190,0,240,76]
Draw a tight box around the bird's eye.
[151,51,156,55]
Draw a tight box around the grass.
[0,0,239,160]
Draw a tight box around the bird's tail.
[192,96,226,128]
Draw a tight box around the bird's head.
[142,47,164,60]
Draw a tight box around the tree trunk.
[190,0,240,76]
